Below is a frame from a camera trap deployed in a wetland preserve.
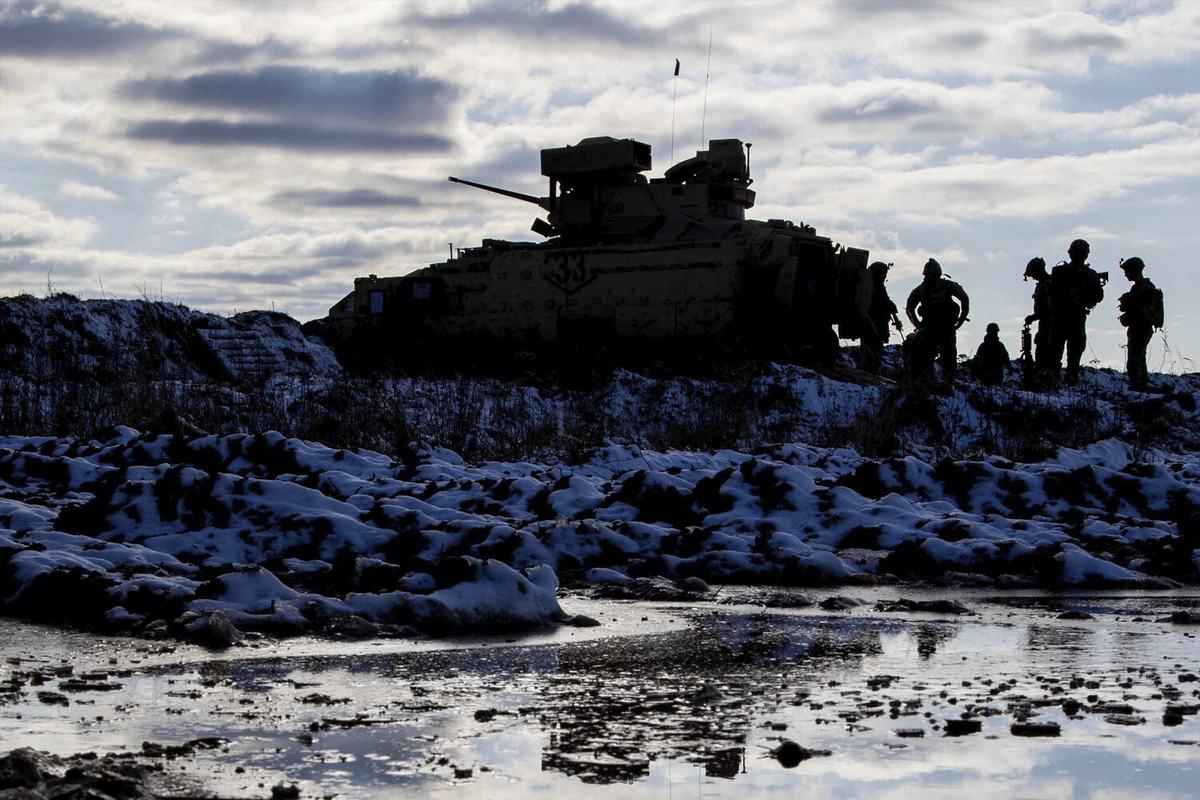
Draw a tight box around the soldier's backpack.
[1052,263,1104,313]
[1148,284,1165,328]
[917,279,962,326]
[1078,266,1104,310]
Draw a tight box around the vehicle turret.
[449,136,756,245]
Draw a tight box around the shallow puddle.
[3,589,1198,798]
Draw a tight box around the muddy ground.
[2,587,1199,799]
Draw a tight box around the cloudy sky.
[2,0,1199,369]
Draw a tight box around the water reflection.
[531,616,900,783]
[912,622,957,659]
[4,595,1199,799]
[1025,623,1093,653]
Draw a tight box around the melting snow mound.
[1,428,1197,644]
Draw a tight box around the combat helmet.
[1068,238,1090,256]
[923,258,942,278]
[1024,256,1047,279]
[1120,256,1145,275]
[986,322,1000,335]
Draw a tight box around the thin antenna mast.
[671,59,679,164]
[700,29,712,149]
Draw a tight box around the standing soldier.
[1022,256,1051,372]
[1047,239,1105,385]
[860,261,902,374]
[972,323,1011,385]
[1116,257,1163,391]
[905,258,969,382]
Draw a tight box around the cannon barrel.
[448,176,552,211]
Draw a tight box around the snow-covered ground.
[1,296,1198,643]
[1,426,1197,642]
[0,293,338,384]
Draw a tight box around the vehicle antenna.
[701,29,712,149]
[671,58,679,164]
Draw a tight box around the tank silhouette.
[326,136,875,368]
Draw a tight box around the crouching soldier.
[1117,257,1163,391]
[972,323,1010,385]
[905,258,969,382]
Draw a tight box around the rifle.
[890,312,903,333]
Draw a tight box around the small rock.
[691,684,726,704]
[819,596,861,611]
[875,598,973,615]
[566,614,601,628]
[1105,714,1146,726]
[943,719,983,736]
[0,748,63,789]
[299,694,350,706]
[327,615,379,639]
[1011,722,1060,737]
[1057,610,1094,620]
[186,611,243,649]
[675,577,710,594]
[895,728,924,738]
[58,679,123,693]
[271,783,301,799]
[768,740,831,768]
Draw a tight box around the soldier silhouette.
[1045,239,1105,385]
[905,258,969,383]
[1116,257,1163,392]
[859,261,902,374]
[1022,256,1051,378]
[972,323,1010,385]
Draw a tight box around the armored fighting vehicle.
[326,136,875,369]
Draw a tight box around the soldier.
[905,258,969,382]
[1046,238,1105,385]
[1022,257,1051,370]
[859,261,902,374]
[1116,257,1163,391]
[972,323,1010,385]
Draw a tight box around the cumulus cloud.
[59,179,119,201]
[125,119,455,153]
[120,66,457,125]
[270,189,422,209]
[817,88,946,126]
[1021,12,1126,55]
[0,0,175,58]
[768,136,1200,226]
[0,185,97,249]
[409,1,669,46]
[114,65,460,155]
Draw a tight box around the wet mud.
[2,588,1199,798]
